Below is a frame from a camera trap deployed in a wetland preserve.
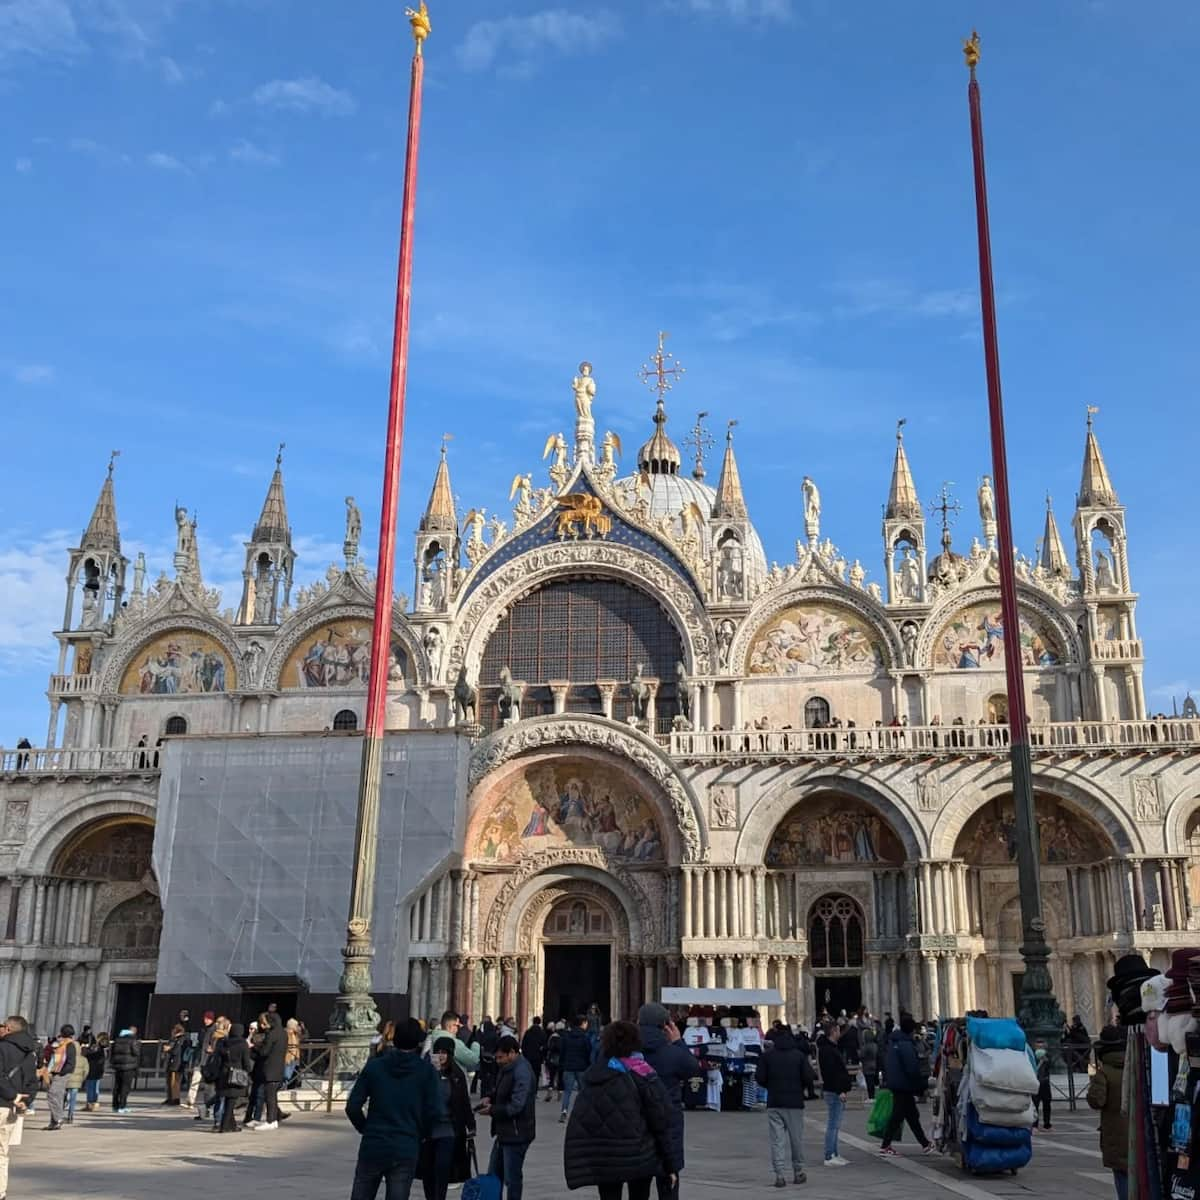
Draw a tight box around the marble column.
[945,953,959,1016]
[702,956,716,988]
[597,682,616,721]
[516,959,530,1031]
[548,682,569,715]
[924,953,941,1018]
[887,956,900,1018]
[721,957,734,989]
[643,960,656,1010]
[499,958,514,1020]
[701,682,714,732]
[409,958,426,1017]
[686,956,699,987]
[704,870,716,940]
[483,959,499,1019]
[795,955,808,1026]
[731,681,743,730]
[35,963,55,1029]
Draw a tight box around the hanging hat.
[1107,953,1157,993]
[1141,975,1169,1013]
[1165,948,1200,981]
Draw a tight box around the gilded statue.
[543,432,569,487]
[555,493,611,540]
[599,430,622,471]
[509,472,533,514]
[406,1,431,49]
[963,30,980,71]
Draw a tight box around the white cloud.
[672,0,792,22]
[13,364,55,384]
[230,139,281,167]
[0,532,71,672]
[833,278,976,321]
[15,157,32,173]
[209,97,232,118]
[146,150,188,172]
[0,0,85,65]
[458,8,620,73]
[252,76,356,117]
[159,53,183,83]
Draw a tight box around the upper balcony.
[47,673,99,696]
[0,746,159,776]
[665,719,1200,763]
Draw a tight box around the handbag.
[461,1138,502,1200]
[226,1066,251,1089]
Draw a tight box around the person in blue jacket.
[878,1016,933,1157]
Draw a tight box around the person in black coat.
[879,1017,931,1155]
[215,1023,253,1133]
[108,1029,140,1114]
[521,1018,548,1089]
[636,1004,702,1200]
[756,1028,815,1186]
[564,1020,678,1200]
[816,1024,852,1166]
[83,1033,107,1110]
[250,1012,288,1131]
[559,1015,593,1122]
[417,1036,477,1200]
[794,1028,819,1100]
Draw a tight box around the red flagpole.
[963,31,1062,1045]
[330,3,431,1065]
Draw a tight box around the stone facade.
[1,367,1196,1035]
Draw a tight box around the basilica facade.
[2,345,1198,1037]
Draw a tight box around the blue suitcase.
[462,1142,502,1200]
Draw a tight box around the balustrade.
[0,746,157,774]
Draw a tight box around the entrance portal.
[543,945,611,1022]
[814,975,862,1019]
[113,982,154,1037]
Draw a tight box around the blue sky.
[2,0,1197,742]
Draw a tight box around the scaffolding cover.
[153,731,468,997]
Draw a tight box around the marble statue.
[487,514,509,544]
[243,639,265,683]
[599,431,621,474]
[901,621,918,668]
[717,618,735,670]
[543,432,569,487]
[675,660,690,721]
[253,578,273,624]
[1095,549,1116,591]
[132,551,147,596]
[453,667,477,725]
[80,587,99,629]
[978,475,996,527]
[509,473,533,519]
[423,625,443,679]
[802,476,821,540]
[849,559,865,590]
[572,361,596,422]
[344,496,362,561]
[497,666,523,726]
[868,581,883,604]
[898,545,922,602]
[175,505,194,558]
[629,662,650,721]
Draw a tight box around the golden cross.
[638,331,685,404]
[441,432,454,457]
[107,449,121,478]
[928,481,962,538]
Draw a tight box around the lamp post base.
[1016,930,1065,1061]
[327,934,381,1074]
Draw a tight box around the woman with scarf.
[417,1036,477,1200]
[564,1020,678,1200]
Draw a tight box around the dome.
[614,470,768,584]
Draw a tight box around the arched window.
[804,696,831,728]
[808,894,864,969]
[986,694,1009,724]
[163,715,188,736]
[332,709,358,731]
[479,579,684,729]
[99,892,163,957]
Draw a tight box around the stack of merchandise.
[955,1017,1036,1174]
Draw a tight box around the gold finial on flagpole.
[963,30,980,75]
[406,1,431,53]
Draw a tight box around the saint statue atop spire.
[572,361,596,464]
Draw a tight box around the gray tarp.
[153,730,468,997]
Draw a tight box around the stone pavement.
[11,1091,1115,1200]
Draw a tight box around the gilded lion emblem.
[555,493,611,540]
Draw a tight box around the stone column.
[1061,953,1076,1019]
[720,957,734,989]
[54,883,72,946]
[754,868,766,940]
[482,958,499,1018]
[716,870,728,938]
[924,953,941,1018]
[46,698,61,750]
[409,958,426,1017]
[1093,666,1108,722]
[702,955,716,988]
[795,954,808,1026]
[945,952,959,1017]
[905,952,920,1014]
[35,963,55,1029]
[18,962,38,1017]
[597,682,616,721]
[689,683,702,730]
[643,959,656,1009]
[56,963,77,1027]
[517,958,531,1031]
[645,682,659,729]
[701,682,714,732]
[774,957,789,1022]
[548,682,569,715]
[888,956,900,1017]
[704,870,716,939]
[686,956,699,987]
[499,958,514,1021]
[731,681,743,730]
[30,880,46,945]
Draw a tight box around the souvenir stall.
[661,988,781,1114]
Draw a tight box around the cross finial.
[276,441,285,467]
[1086,403,1099,430]
[683,410,715,480]
[929,481,962,547]
[441,432,453,459]
[896,417,907,443]
[638,331,685,407]
[727,418,738,443]
[107,449,121,478]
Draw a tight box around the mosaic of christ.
[474,761,664,864]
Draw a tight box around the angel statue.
[572,361,596,422]
[487,513,509,544]
[509,472,533,521]
[543,432,569,489]
[597,430,622,480]
[801,476,821,541]
[461,508,487,566]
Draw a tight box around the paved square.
[11,1091,1114,1199]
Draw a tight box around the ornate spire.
[885,420,922,521]
[684,411,715,481]
[713,421,747,519]
[82,451,122,552]
[253,443,291,544]
[636,332,684,476]
[1078,405,1118,508]
[1039,494,1070,577]
[420,435,457,531]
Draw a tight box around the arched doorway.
[809,893,865,1018]
[541,895,616,1022]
